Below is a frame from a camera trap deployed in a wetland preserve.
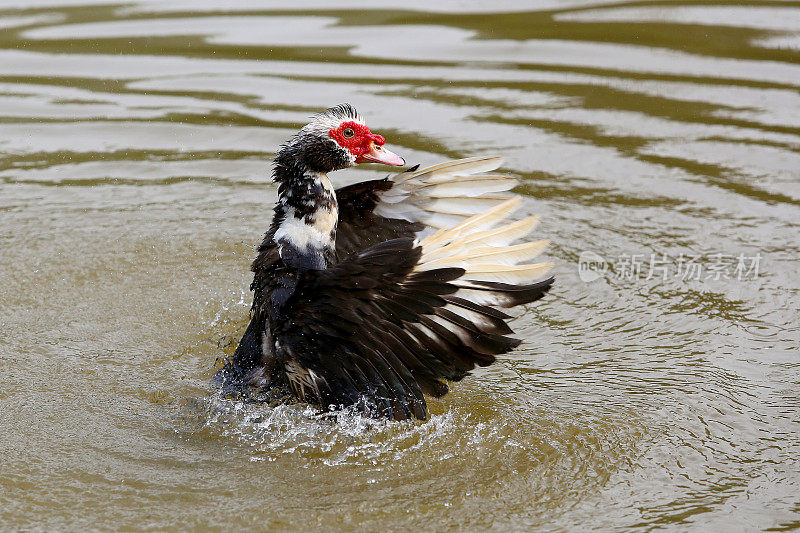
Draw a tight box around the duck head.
[276,104,405,173]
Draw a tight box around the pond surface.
[1,1,799,530]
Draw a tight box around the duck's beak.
[356,143,405,166]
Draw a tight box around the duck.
[216,103,554,421]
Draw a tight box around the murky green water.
[1,1,799,530]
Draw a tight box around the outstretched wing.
[334,156,518,260]
[272,197,553,420]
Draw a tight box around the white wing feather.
[373,156,517,232]
[413,176,553,302]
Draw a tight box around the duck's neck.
[272,160,338,271]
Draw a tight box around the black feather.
[219,110,554,420]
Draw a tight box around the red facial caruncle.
[329,121,405,166]
[329,121,383,156]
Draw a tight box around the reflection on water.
[1,1,798,530]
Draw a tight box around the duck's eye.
[342,128,355,138]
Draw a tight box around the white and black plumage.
[216,104,554,421]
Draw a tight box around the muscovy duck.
[217,104,554,421]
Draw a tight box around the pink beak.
[356,143,405,166]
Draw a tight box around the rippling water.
[1,1,799,530]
